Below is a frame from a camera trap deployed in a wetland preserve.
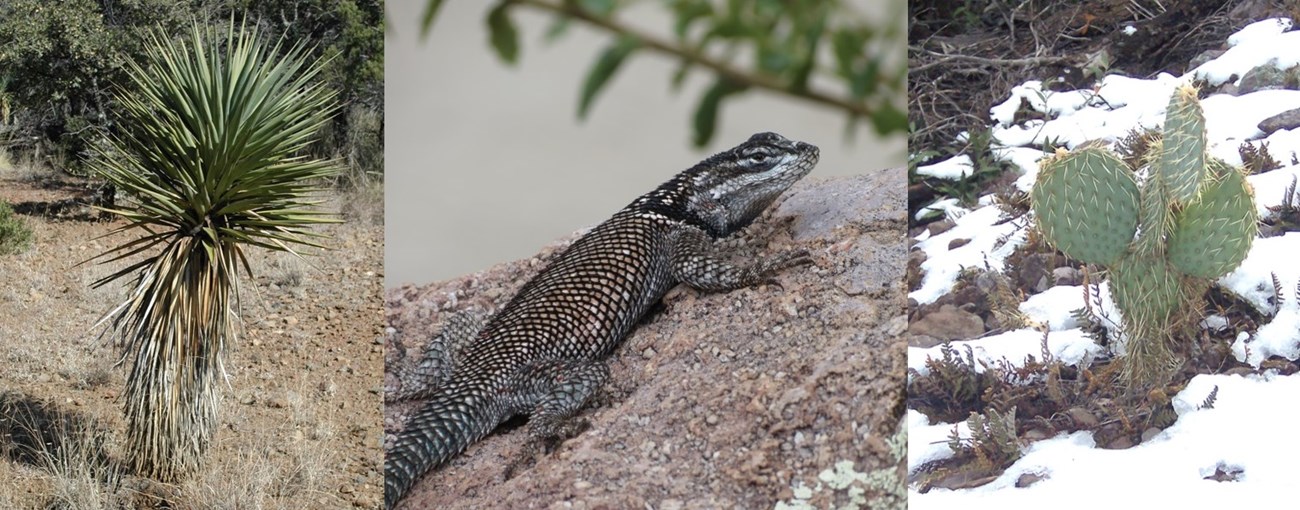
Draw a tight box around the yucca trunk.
[115,236,237,480]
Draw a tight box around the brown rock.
[1259,107,1300,136]
[909,304,985,341]
[1015,472,1048,488]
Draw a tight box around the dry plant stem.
[908,47,1072,74]
[514,0,874,117]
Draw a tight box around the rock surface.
[1258,107,1300,135]
[384,172,906,509]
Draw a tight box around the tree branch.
[513,0,874,118]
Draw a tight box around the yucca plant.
[90,21,339,481]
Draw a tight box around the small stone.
[909,304,984,341]
[1259,107,1300,135]
[1066,407,1099,428]
[573,480,592,490]
[928,219,957,235]
[1052,266,1081,286]
[1016,472,1048,488]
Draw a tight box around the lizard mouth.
[786,142,820,178]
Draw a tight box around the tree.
[91,21,339,481]
[227,0,385,185]
[0,0,191,167]
[421,0,906,146]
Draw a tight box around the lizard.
[384,131,820,509]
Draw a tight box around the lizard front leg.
[668,224,811,292]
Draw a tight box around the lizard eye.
[747,153,771,165]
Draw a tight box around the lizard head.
[686,131,819,236]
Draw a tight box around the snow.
[910,18,1300,507]
[911,374,1300,508]
[1192,19,1300,86]
[910,202,1025,305]
[916,154,974,180]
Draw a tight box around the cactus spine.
[1030,83,1258,387]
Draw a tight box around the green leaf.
[670,58,691,92]
[671,0,713,39]
[486,3,520,64]
[757,45,793,75]
[577,0,617,16]
[578,35,639,120]
[692,79,745,147]
[789,8,827,92]
[850,58,879,99]
[420,0,446,40]
[831,29,865,78]
[869,102,908,135]
[544,15,571,42]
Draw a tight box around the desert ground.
[0,155,385,509]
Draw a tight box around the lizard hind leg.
[386,310,488,403]
[503,358,610,477]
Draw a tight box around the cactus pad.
[1032,147,1139,266]
[1158,84,1207,204]
[1109,254,1184,327]
[1168,161,1257,279]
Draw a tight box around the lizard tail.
[385,386,499,509]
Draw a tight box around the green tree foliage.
[227,0,385,185]
[0,0,382,183]
[92,21,339,481]
[422,0,906,147]
[0,0,190,167]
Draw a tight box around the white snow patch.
[1190,25,1300,87]
[911,373,1300,507]
[990,81,1046,126]
[1019,285,1084,331]
[908,328,1103,376]
[917,155,975,180]
[909,204,1026,304]
[1227,18,1294,47]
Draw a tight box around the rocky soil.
[384,172,907,509]
[0,172,384,509]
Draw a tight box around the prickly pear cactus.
[1167,160,1258,279]
[1028,82,1258,387]
[1032,147,1139,267]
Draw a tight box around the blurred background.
[385,0,907,286]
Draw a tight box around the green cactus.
[1029,83,1257,388]
[1167,160,1258,279]
[1031,147,1139,266]
[1157,85,1208,205]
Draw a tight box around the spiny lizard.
[384,132,819,508]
